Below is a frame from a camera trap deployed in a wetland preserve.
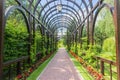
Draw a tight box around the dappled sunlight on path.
[37,48,83,80]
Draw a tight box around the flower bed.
[70,50,104,80]
[15,52,53,80]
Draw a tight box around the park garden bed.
[14,52,55,80]
[69,50,104,80]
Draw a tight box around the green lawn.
[27,53,55,80]
[68,53,94,80]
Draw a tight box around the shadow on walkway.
[37,48,83,80]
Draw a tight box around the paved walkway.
[37,48,83,80]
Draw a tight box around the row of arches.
[0,0,120,80]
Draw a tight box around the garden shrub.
[30,43,36,62]
[100,37,116,60]
[102,37,115,53]
[4,19,29,62]
[35,32,42,54]
[81,37,88,50]
[57,39,64,48]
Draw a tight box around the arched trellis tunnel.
[0,0,120,80]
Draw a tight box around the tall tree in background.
[94,8,115,46]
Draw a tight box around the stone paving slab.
[37,48,83,80]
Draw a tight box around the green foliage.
[47,48,51,54]
[82,27,87,37]
[58,39,64,48]
[35,32,52,58]
[94,6,116,61]
[102,37,115,53]
[43,47,46,56]
[4,18,29,62]
[66,1,116,78]
[82,45,97,67]
[35,32,42,53]
[70,42,76,52]
[4,18,52,62]
[81,37,88,50]
[95,8,115,46]
[76,43,102,68]
[104,0,114,5]
[27,53,55,80]
[68,53,94,80]
[92,44,102,53]
[99,37,116,60]
[30,43,36,62]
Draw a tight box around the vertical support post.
[73,34,75,52]
[110,64,112,80]
[52,35,54,52]
[47,33,49,53]
[41,26,45,55]
[89,20,94,45]
[8,66,11,80]
[67,30,70,50]
[50,34,52,53]
[75,31,78,54]
[72,34,74,47]
[95,57,99,70]
[78,28,80,44]
[28,32,32,64]
[0,0,4,79]
[80,26,83,48]
[114,0,120,80]
[44,30,47,55]
[96,58,99,70]
[51,35,54,52]
[89,3,94,45]
[47,33,50,53]
[17,62,21,75]
[86,20,89,46]
[100,60,104,75]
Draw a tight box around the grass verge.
[68,52,94,80]
[27,53,55,80]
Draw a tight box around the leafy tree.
[94,8,115,46]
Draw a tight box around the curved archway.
[92,3,114,44]
[42,4,81,23]
[48,17,76,28]
[50,20,73,29]
[42,7,81,24]
[5,6,31,33]
[45,12,79,27]
[47,15,76,27]
[38,0,85,19]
